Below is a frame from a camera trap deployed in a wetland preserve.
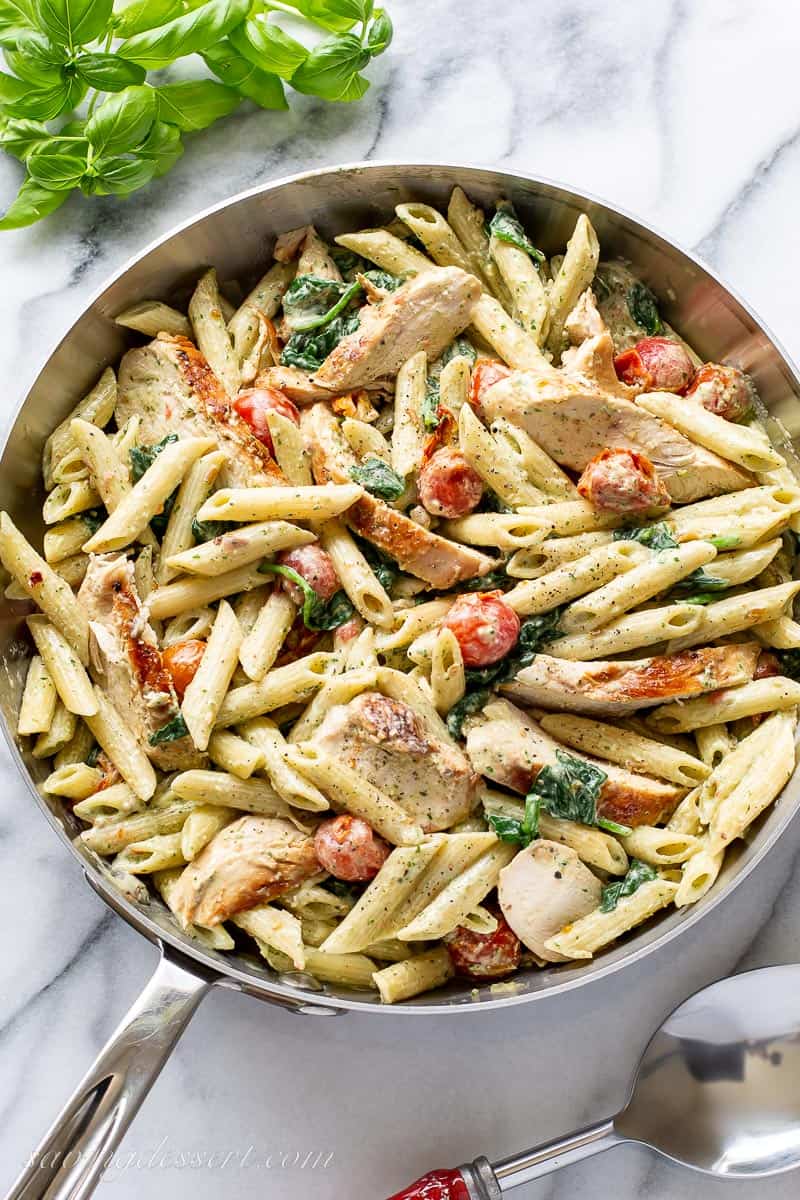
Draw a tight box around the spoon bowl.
[389,964,800,1197]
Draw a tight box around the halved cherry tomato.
[468,359,512,413]
[443,591,520,668]
[277,544,339,604]
[614,337,694,392]
[445,912,521,979]
[418,447,484,518]
[577,447,670,514]
[684,363,754,421]
[162,638,206,700]
[315,815,390,881]
[233,387,300,455]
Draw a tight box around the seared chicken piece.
[116,334,285,489]
[563,288,606,345]
[79,555,201,770]
[312,691,477,832]
[480,330,752,503]
[498,841,602,962]
[255,364,340,404]
[502,645,761,717]
[312,267,481,391]
[302,402,495,588]
[466,699,681,828]
[170,816,319,927]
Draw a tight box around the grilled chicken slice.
[312,690,477,832]
[255,364,339,404]
[502,645,761,717]
[302,402,495,587]
[498,841,602,962]
[466,699,681,828]
[170,816,319,927]
[312,267,481,391]
[116,334,285,489]
[79,554,201,770]
[481,330,752,503]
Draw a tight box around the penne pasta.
[188,268,240,398]
[181,600,242,751]
[649,676,800,733]
[18,654,57,736]
[166,520,314,577]
[538,713,710,787]
[195,483,362,524]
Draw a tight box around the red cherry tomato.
[445,913,521,979]
[386,1169,471,1200]
[614,337,694,392]
[577,447,670,515]
[315,815,390,881]
[468,359,511,413]
[162,638,206,700]
[443,591,520,668]
[277,544,339,604]
[233,387,300,455]
[684,363,754,421]
[418,447,484,518]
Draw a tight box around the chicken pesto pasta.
[6,194,800,1003]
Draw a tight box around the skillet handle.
[7,947,214,1200]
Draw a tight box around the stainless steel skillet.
[4,161,800,1200]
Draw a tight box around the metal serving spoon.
[386,964,800,1198]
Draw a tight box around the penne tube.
[637,392,784,473]
[43,480,101,524]
[43,518,92,565]
[675,844,724,907]
[649,676,800,733]
[694,724,734,770]
[285,666,378,744]
[85,689,157,801]
[372,947,453,1004]
[83,437,216,553]
[490,234,549,345]
[181,600,242,751]
[238,717,329,811]
[180,804,233,860]
[27,616,98,717]
[544,879,678,960]
[395,202,474,274]
[73,781,141,825]
[166,520,314,577]
[430,627,465,715]
[80,798,195,855]
[470,293,548,369]
[161,607,215,646]
[267,410,313,485]
[188,268,240,397]
[206,729,262,779]
[438,355,472,414]
[442,512,547,550]
[334,228,432,276]
[667,787,703,836]
[538,713,709,787]
[43,368,116,491]
[233,903,305,970]
[703,539,782,589]
[546,214,600,358]
[707,711,796,855]
[396,842,517,940]
[32,699,76,758]
[546,602,704,661]
[214,653,334,727]
[373,599,454,654]
[228,261,295,363]
[115,832,186,874]
[507,532,614,578]
[752,615,800,649]
[171,769,293,818]
[147,563,268,620]
[156,449,226,584]
[447,186,509,300]
[70,419,131,514]
[114,300,191,338]
[341,417,392,464]
[287,743,425,846]
[559,541,717,634]
[317,518,393,629]
[54,552,89,589]
[238,587,296,681]
[504,541,648,617]
[665,581,800,654]
[517,499,622,537]
[0,512,90,663]
[491,418,578,500]
[458,404,545,507]
[53,721,94,769]
[391,351,427,480]
[18,654,57,736]
[620,826,701,865]
[195,483,362,524]
[43,761,103,800]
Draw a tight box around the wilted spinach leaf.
[282,273,362,333]
[81,507,105,535]
[613,521,678,551]
[349,456,405,500]
[130,433,177,482]
[356,536,398,592]
[529,750,631,835]
[487,792,541,846]
[600,859,657,912]
[421,375,441,431]
[627,281,662,335]
[281,310,361,372]
[258,562,354,631]
[191,516,234,543]
[149,711,189,745]
[489,204,545,265]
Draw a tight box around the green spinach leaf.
[489,204,545,265]
[258,562,355,631]
[191,515,233,543]
[529,750,631,835]
[600,858,657,912]
[613,521,678,551]
[349,456,405,500]
[130,433,177,482]
[627,281,662,336]
[282,273,361,332]
[487,792,540,846]
[281,310,360,371]
[149,711,189,745]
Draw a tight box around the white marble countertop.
[3,2,800,1197]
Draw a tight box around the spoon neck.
[490,1117,622,1192]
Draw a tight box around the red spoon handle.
[385,1168,472,1199]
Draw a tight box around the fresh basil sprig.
[0,0,394,229]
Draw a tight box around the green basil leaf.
[86,85,156,154]
[0,116,50,159]
[273,0,356,34]
[366,7,391,53]
[137,119,182,176]
[117,0,251,70]
[202,40,287,109]
[130,434,176,481]
[228,17,308,80]
[281,309,359,370]
[5,32,66,83]
[112,0,184,37]
[148,711,189,745]
[155,80,240,132]
[489,204,545,265]
[0,0,37,45]
[326,0,373,19]
[35,0,113,47]
[627,281,662,336]
[74,51,146,91]
[0,172,68,228]
[0,69,29,102]
[27,135,88,188]
[282,273,361,332]
[349,456,405,500]
[600,859,657,912]
[290,32,371,102]
[613,521,678,551]
[1,76,82,119]
[85,152,156,195]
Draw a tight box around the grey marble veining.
[2,1,800,1197]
